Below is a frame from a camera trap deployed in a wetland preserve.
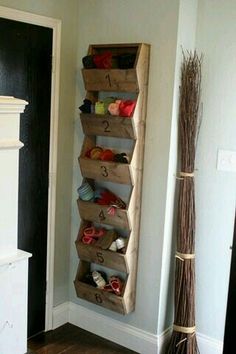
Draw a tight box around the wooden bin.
[77,199,130,230]
[80,114,136,139]
[74,261,127,314]
[79,135,135,185]
[75,221,129,273]
[82,44,141,93]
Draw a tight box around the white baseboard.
[197,332,223,354]
[52,301,69,329]
[53,302,223,354]
[68,302,157,354]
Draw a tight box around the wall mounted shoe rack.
[74,43,150,314]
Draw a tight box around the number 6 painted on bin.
[95,293,103,304]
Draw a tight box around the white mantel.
[0,96,31,354]
[0,96,28,258]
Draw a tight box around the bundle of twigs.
[167,51,202,354]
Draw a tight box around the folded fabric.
[108,100,121,116]
[93,52,112,69]
[119,100,136,117]
[117,53,136,69]
[79,99,92,113]
[82,55,96,69]
[95,101,106,115]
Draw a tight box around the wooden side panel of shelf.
[75,43,150,315]
[121,43,150,313]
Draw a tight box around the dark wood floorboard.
[27,323,139,354]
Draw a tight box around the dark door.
[223,211,236,353]
[0,18,52,337]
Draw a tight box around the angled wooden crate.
[80,114,136,139]
[77,199,130,230]
[75,221,129,273]
[74,261,127,314]
[79,135,135,185]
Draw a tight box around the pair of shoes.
[103,276,123,296]
[108,237,127,253]
[92,271,107,288]
[82,226,105,245]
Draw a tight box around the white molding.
[0,140,24,150]
[158,327,172,354]
[0,249,31,267]
[0,96,28,113]
[52,302,69,330]
[197,332,223,354]
[68,302,158,354]
[53,302,224,354]
[0,6,60,27]
[0,6,61,333]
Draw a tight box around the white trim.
[52,302,69,330]
[0,6,61,333]
[197,332,223,354]
[0,249,32,267]
[56,302,158,354]
[53,302,224,354]
[0,140,24,150]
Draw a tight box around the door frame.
[0,5,61,331]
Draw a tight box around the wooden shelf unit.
[74,43,150,315]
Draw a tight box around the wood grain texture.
[79,157,133,185]
[77,199,130,230]
[75,221,129,273]
[76,43,150,315]
[28,323,138,354]
[74,261,127,314]
[82,69,139,92]
[80,114,136,139]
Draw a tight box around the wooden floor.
[28,323,138,354]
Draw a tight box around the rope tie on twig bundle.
[173,325,196,347]
[173,324,196,334]
[175,171,194,180]
[179,171,194,178]
[175,251,195,261]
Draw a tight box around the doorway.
[0,17,52,338]
[223,211,236,353]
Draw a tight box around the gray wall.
[0,0,78,305]
[195,0,236,341]
[69,0,180,335]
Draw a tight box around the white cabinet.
[0,252,30,354]
[0,97,30,354]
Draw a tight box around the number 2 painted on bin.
[102,120,111,133]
